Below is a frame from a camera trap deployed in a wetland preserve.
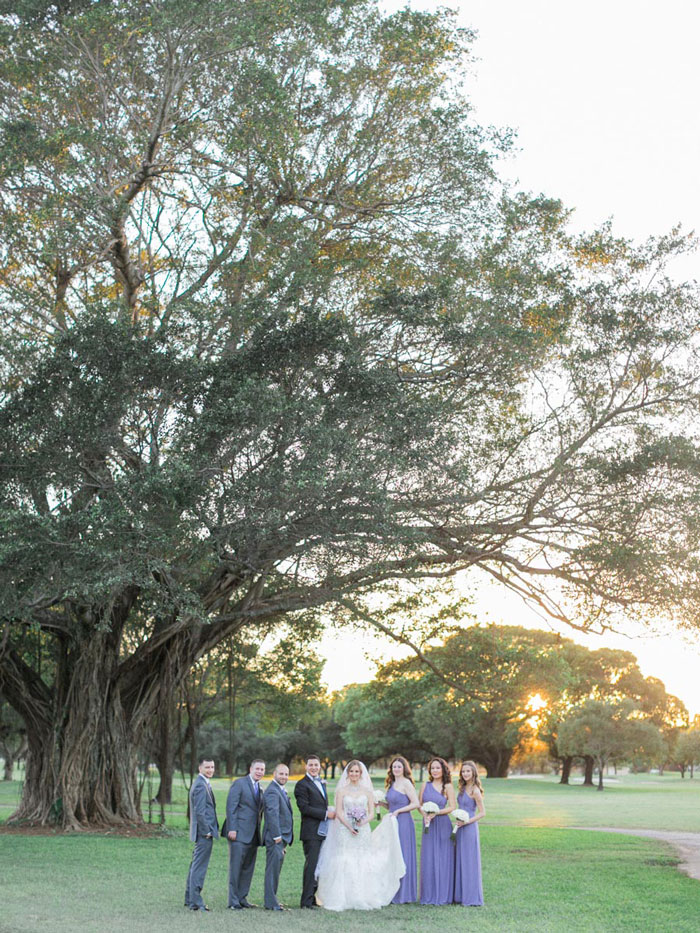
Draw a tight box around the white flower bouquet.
[422,800,439,831]
[452,808,470,834]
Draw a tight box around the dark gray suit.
[185,774,219,910]
[223,776,263,908]
[262,780,294,909]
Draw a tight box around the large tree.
[557,699,664,790]
[335,677,435,766]
[2,0,700,827]
[673,727,700,779]
[541,646,688,783]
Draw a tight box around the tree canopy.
[557,699,664,790]
[2,0,700,826]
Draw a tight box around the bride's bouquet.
[451,808,470,835]
[373,789,386,821]
[422,800,439,832]
[346,803,367,831]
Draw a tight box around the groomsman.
[223,758,265,910]
[262,763,294,911]
[294,753,335,909]
[185,756,219,912]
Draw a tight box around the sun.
[527,693,548,713]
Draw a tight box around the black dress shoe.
[228,905,243,910]
[241,902,259,909]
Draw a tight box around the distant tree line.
[332,625,699,789]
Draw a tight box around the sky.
[319,0,700,714]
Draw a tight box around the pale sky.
[319,1,700,715]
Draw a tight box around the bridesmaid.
[454,760,485,906]
[382,756,419,903]
[418,757,455,905]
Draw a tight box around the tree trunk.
[154,713,174,805]
[153,691,175,805]
[597,758,605,791]
[9,634,142,829]
[583,756,595,786]
[559,756,573,785]
[1,734,27,781]
[482,749,512,778]
[0,588,244,829]
[226,650,235,776]
[1,745,15,781]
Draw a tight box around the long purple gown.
[386,785,417,903]
[454,791,483,906]
[419,783,454,905]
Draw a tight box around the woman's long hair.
[385,755,414,789]
[458,760,484,795]
[426,756,451,795]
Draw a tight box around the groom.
[293,753,335,909]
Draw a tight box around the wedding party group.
[185,752,485,913]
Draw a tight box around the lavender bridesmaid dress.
[386,786,417,903]
[454,791,483,906]
[419,783,454,905]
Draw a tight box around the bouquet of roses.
[373,789,386,821]
[422,800,439,832]
[452,808,470,835]
[346,804,367,831]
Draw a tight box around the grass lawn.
[1,771,699,933]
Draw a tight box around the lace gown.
[316,792,406,911]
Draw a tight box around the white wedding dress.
[315,774,406,911]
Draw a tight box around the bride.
[315,759,406,911]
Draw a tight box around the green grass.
[481,771,700,832]
[1,771,699,932]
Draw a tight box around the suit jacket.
[293,774,328,842]
[222,775,264,846]
[189,774,219,843]
[262,780,294,846]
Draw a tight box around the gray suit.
[185,775,219,910]
[262,780,294,909]
[223,775,263,908]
